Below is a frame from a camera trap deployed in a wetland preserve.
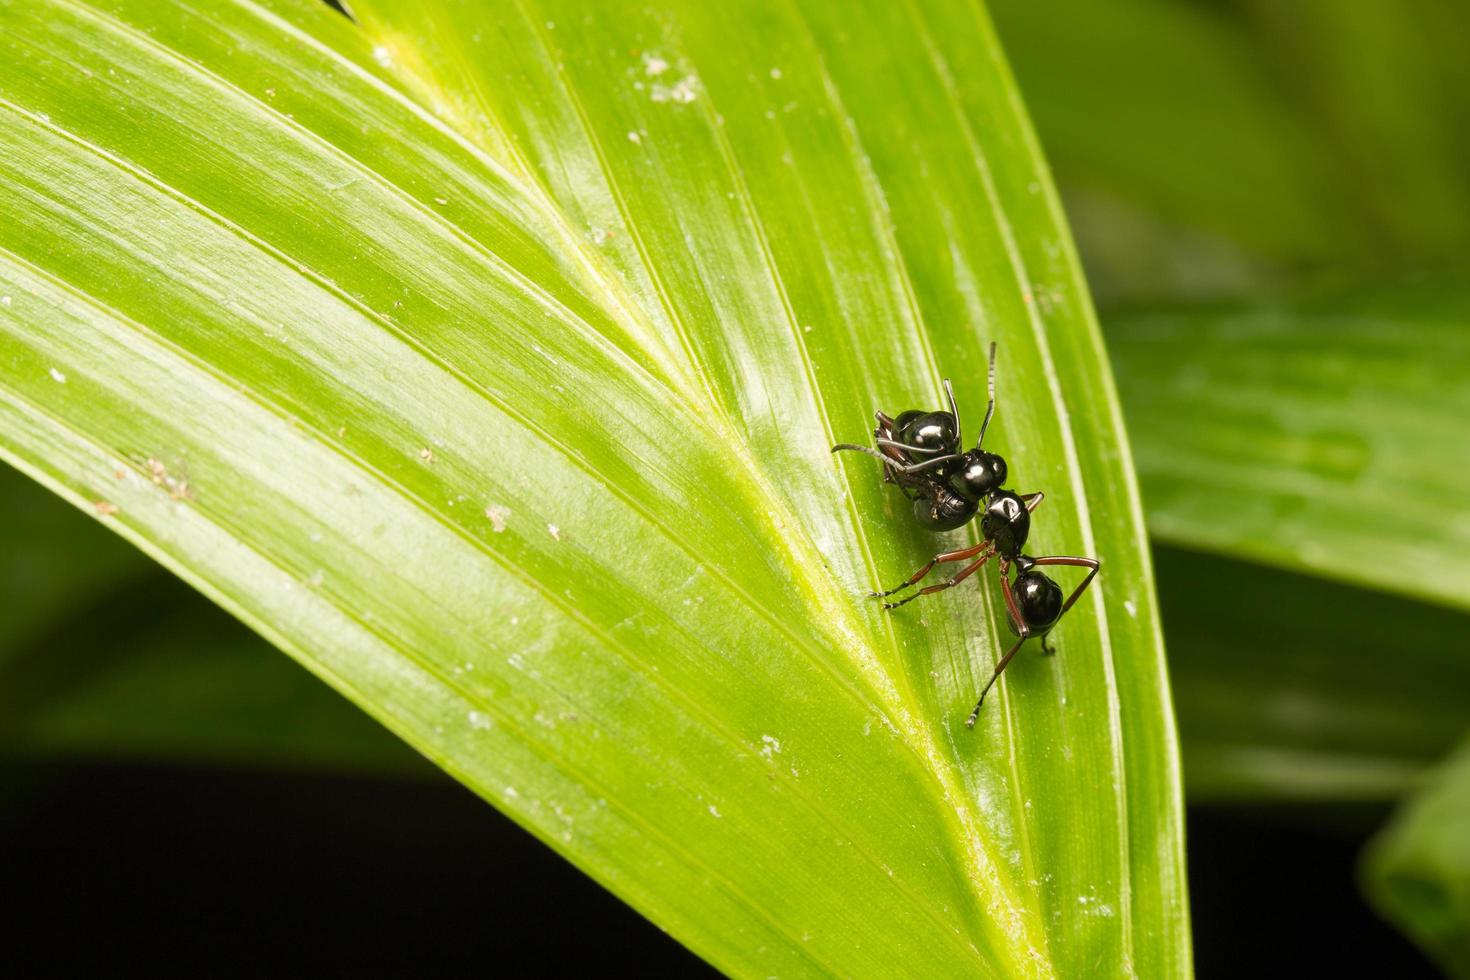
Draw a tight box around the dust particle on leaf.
[48,367,66,384]
[484,505,510,532]
[92,500,119,516]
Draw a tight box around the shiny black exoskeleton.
[832,343,1100,728]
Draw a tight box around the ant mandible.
[832,343,1100,727]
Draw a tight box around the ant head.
[895,411,959,457]
[981,489,1030,559]
[947,450,1008,501]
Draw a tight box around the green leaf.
[990,0,1355,268]
[0,462,421,771]
[0,0,1187,973]
[992,0,1470,305]
[0,460,433,772]
[1365,736,1470,977]
[0,447,143,656]
[1109,282,1470,612]
[1157,546,1470,801]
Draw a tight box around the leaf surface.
[1365,736,1470,978]
[0,0,1186,972]
[1110,283,1470,612]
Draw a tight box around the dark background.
[2,760,1438,976]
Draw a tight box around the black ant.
[832,343,1099,727]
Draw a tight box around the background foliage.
[994,0,1470,972]
[4,0,1469,974]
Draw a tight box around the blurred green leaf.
[1157,546,1470,801]
[0,460,419,773]
[991,0,1352,268]
[993,0,1470,305]
[0,453,143,655]
[0,0,1187,973]
[1365,736,1470,976]
[1109,282,1470,612]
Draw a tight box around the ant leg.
[1040,634,1056,656]
[942,378,961,447]
[870,495,1042,601]
[996,558,1025,629]
[882,551,993,609]
[966,633,1028,728]
[874,437,944,456]
[868,542,990,598]
[965,560,1029,727]
[975,341,997,449]
[1029,556,1101,619]
[833,442,963,475]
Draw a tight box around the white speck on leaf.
[419,447,436,463]
[371,44,392,68]
[760,735,781,759]
[643,54,669,76]
[547,524,561,540]
[1,295,10,306]
[433,196,448,205]
[708,804,721,818]
[627,131,641,144]
[1123,599,1138,618]
[770,67,783,79]
[651,76,699,104]
[48,368,66,384]
[485,505,510,532]
[467,710,492,731]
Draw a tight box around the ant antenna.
[975,342,997,449]
[942,378,961,446]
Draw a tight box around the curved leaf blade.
[0,0,1187,973]
[1109,282,1470,612]
[1364,736,1470,977]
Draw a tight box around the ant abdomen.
[914,486,978,532]
[1010,569,1064,635]
[894,411,958,459]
